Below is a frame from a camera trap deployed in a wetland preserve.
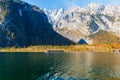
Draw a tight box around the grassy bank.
[0,43,120,52]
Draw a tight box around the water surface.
[0,52,120,80]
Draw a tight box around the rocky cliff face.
[44,3,120,44]
[1,0,120,47]
[0,0,74,47]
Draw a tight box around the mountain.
[0,0,74,47]
[0,0,120,47]
[44,3,120,44]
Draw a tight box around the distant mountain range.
[44,3,120,44]
[0,0,120,47]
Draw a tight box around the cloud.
[62,0,79,7]
[109,0,120,5]
[62,0,89,8]
[62,0,120,8]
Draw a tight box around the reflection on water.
[0,52,120,80]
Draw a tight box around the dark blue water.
[0,52,120,80]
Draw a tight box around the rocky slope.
[44,3,120,44]
[0,0,74,47]
[1,0,120,47]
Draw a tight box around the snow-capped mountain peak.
[86,3,105,13]
[44,3,120,44]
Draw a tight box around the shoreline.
[0,44,120,53]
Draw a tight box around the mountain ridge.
[44,3,120,44]
[0,0,120,47]
[0,0,74,47]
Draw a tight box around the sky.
[22,0,120,10]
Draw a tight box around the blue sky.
[22,0,120,10]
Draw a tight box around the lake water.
[0,52,120,80]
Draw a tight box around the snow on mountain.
[86,3,105,13]
[103,5,120,17]
[43,8,65,24]
[44,3,120,44]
